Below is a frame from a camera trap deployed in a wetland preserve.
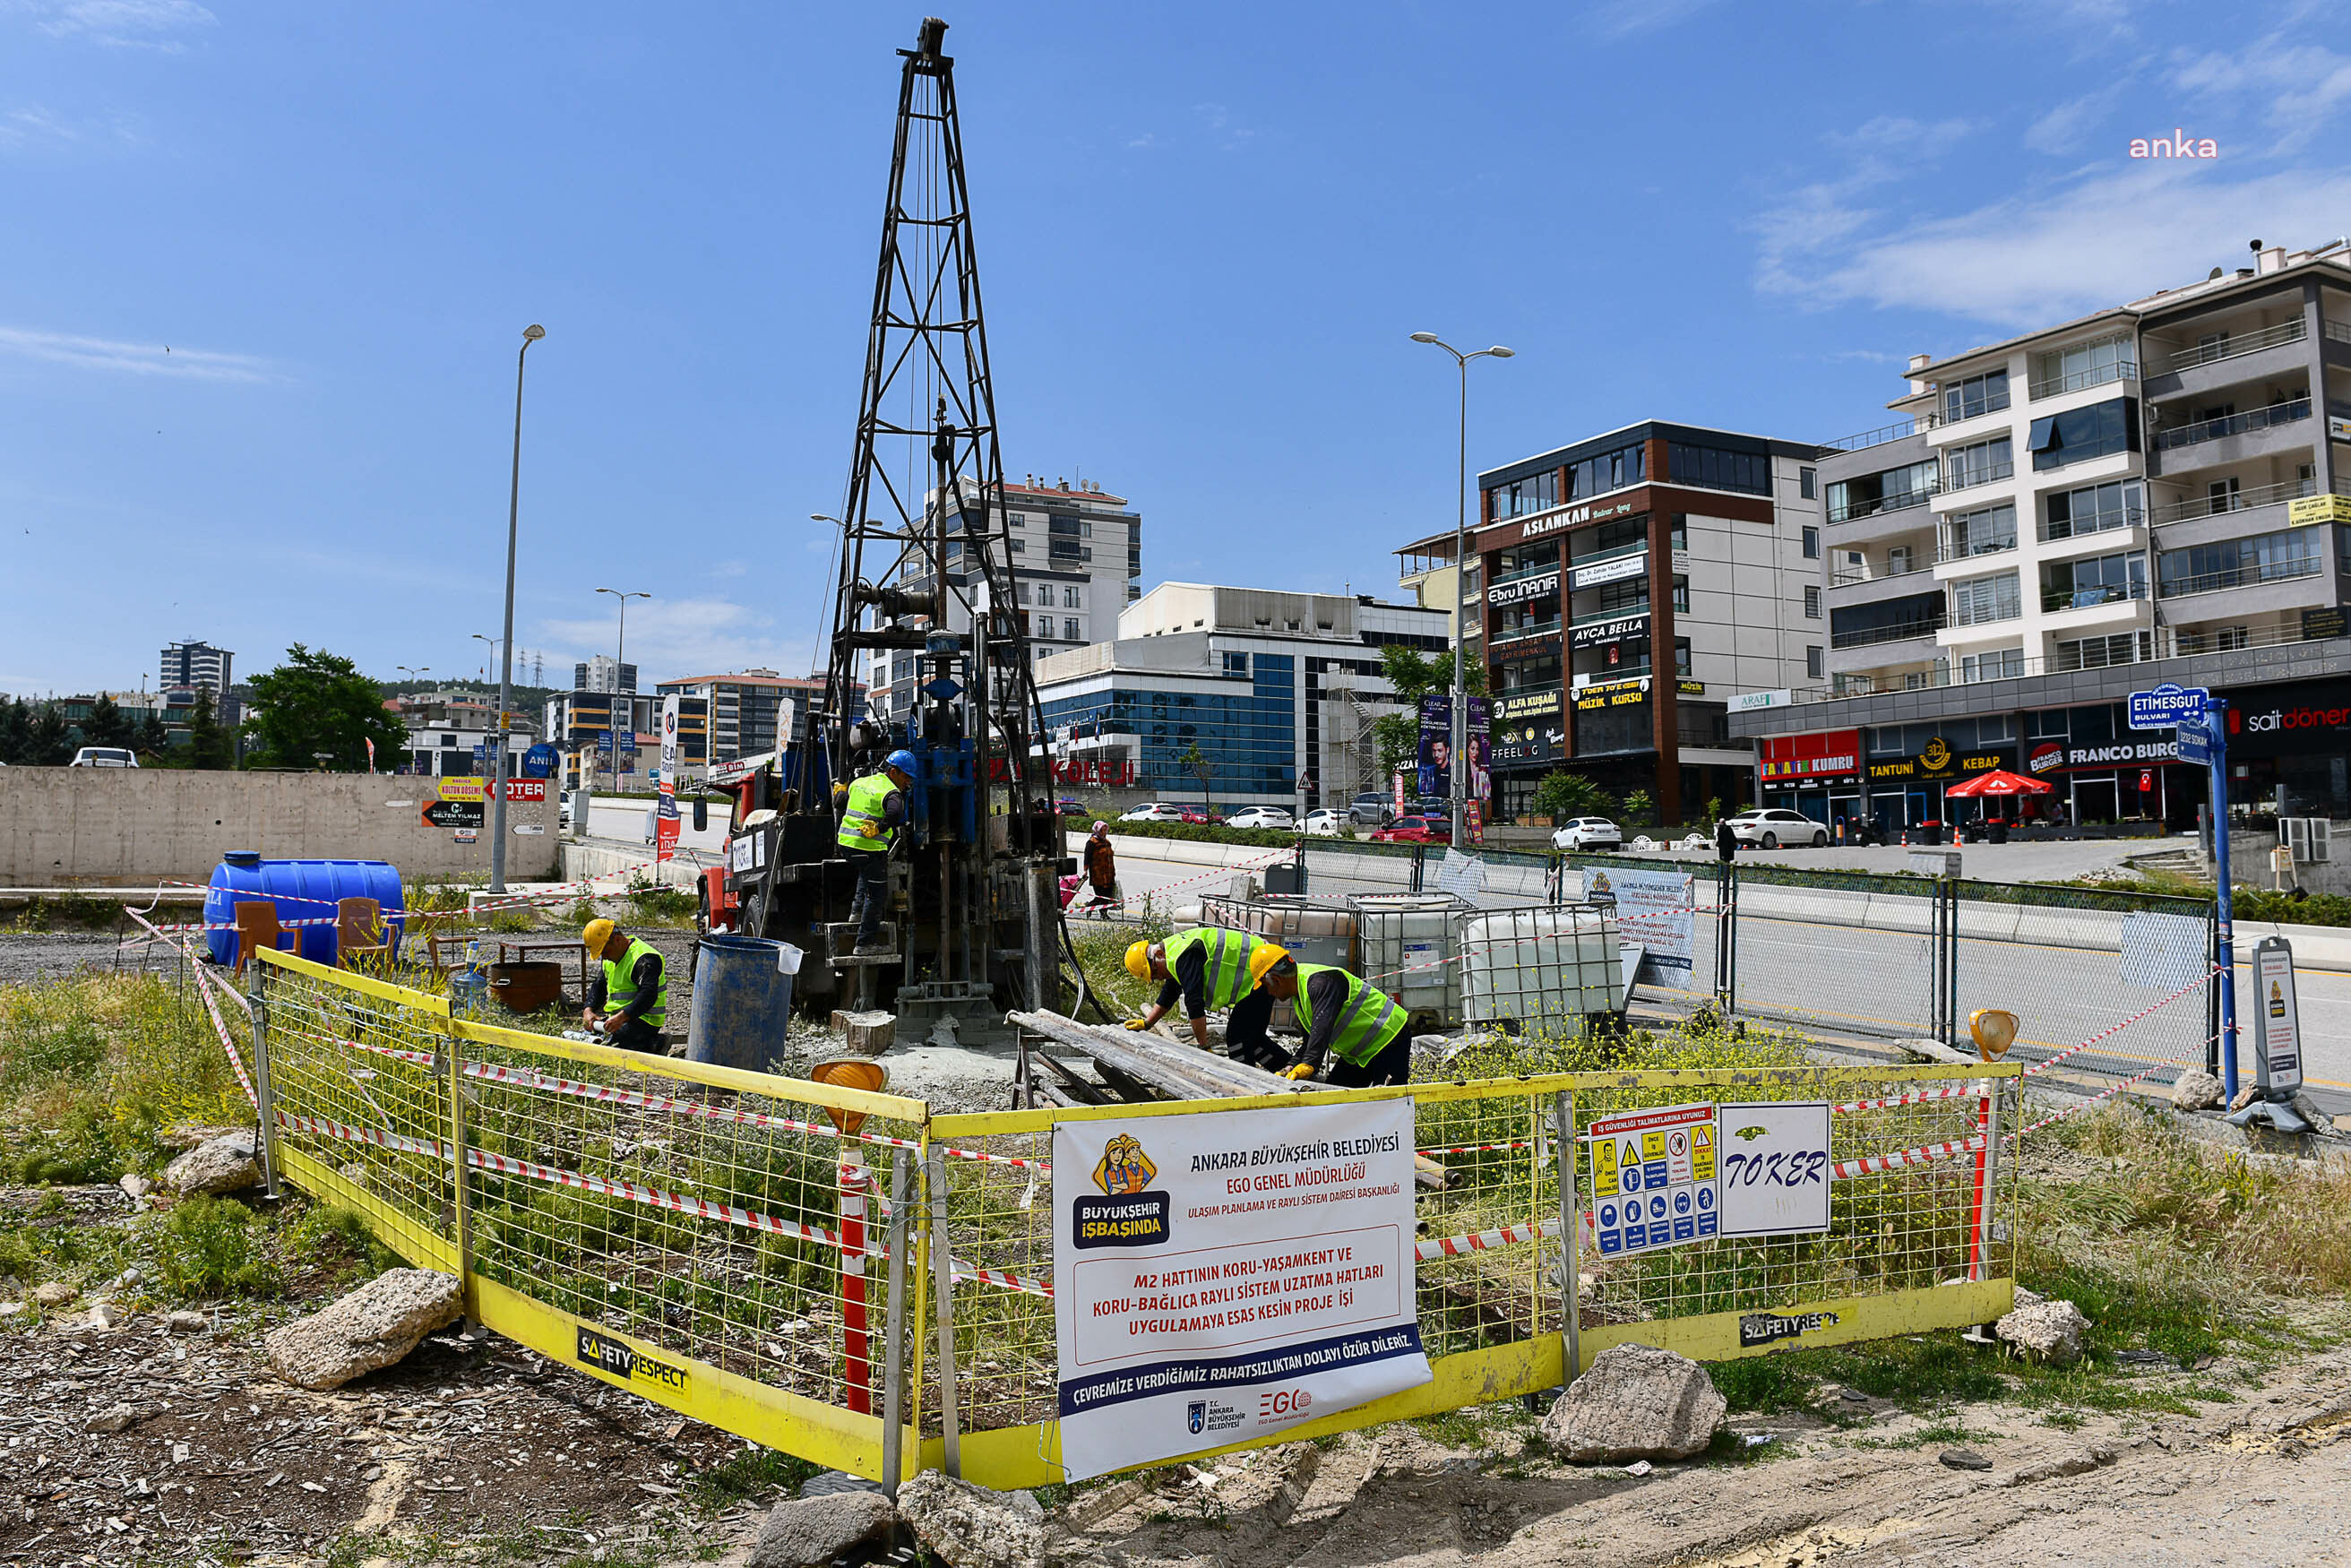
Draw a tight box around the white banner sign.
[1715,1102,1832,1238]
[1053,1100,1431,1482]
[1594,867,1695,987]
[2254,939,2302,1091]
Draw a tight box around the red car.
[1178,806,1223,825]
[1369,814,1451,844]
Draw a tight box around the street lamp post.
[395,667,429,777]
[1410,332,1514,848]
[490,324,546,895]
[595,587,651,795]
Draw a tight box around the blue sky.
[7,0,2351,696]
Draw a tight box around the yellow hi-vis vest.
[836,771,897,853]
[1160,927,1271,1013]
[1290,962,1408,1066]
[601,936,668,1029]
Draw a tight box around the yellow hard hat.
[582,918,616,959]
[1124,940,1155,979]
[1247,942,1291,986]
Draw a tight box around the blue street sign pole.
[2206,701,2238,1102]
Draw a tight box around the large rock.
[893,1471,1044,1568]
[265,1269,462,1391]
[748,1490,896,1568]
[163,1132,262,1196]
[1995,1297,2089,1366]
[1541,1343,1726,1463]
[2170,1071,2224,1112]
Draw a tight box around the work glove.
[1122,1019,1151,1031]
[1283,1063,1316,1081]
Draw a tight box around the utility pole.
[597,587,651,797]
[492,324,545,893]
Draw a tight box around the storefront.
[2217,676,2351,819]
[1863,732,2018,830]
[1758,729,1862,826]
[2020,735,2190,828]
[1491,688,1565,821]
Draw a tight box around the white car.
[1550,815,1622,851]
[1724,807,1830,849]
[69,746,138,768]
[1118,802,1187,823]
[1301,808,1344,836]
[1225,806,1296,831]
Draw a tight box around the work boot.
[853,940,891,956]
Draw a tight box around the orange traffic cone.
[1952,824,1962,848]
[1900,828,1909,846]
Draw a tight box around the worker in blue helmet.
[837,749,917,955]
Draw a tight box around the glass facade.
[1038,653,1297,797]
[1666,441,1770,495]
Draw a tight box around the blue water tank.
[685,935,803,1072]
[202,853,406,966]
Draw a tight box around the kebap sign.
[1053,1100,1432,1481]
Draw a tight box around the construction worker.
[1262,957,1411,1088]
[837,749,916,955]
[581,918,668,1055]
[1124,929,1290,1070]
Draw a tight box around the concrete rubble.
[265,1268,463,1391]
[1995,1297,2091,1366]
[1541,1343,1727,1462]
[893,1471,1046,1568]
[2170,1070,2224,1112]
[745,1489,897,1567]
[162,1130,262,1196]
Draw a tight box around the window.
[1803,585,1821,618]
[1563,442,1644,502]
[1667,515,1687,550]
[1008,537,1024,552]
[1666,441,1770,495]
[1802,525,1820,559]
[2031,334,2131,398]
[2176,625,2251,654]
[1034,614,1052,639]
[2157,528,2323,596]
[2054,633,2150,672]
[1946,436,2012,489]
[1800,467,1817,500]
[1672,579,1691,612]
[1961,647,2025,683]
[1826,459,1939,521]
[1830,591,1944,648]
[1223,651,1249,676]
[1047,515,1080,535]
[1486,467,1563,519]
[2028,397,2139,470]
[1007,512,1025,526]
[1064,617,1081,641]
[1941,367,2011,423]
[1034,582,1052,606]
[1806,645,1824,679]
[1595,575,1650,614]
[1951,573,2020,625]
[1944,503,2016,558]
[2044,479,2140,539]
[1063,585,1081,607]
[2041,551,2146,612]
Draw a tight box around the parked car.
[558,790,575,831]
[1178,806,1224,826]
[1550,815,1623,851]
[1369,814,1451,844]
[1226,806,1295,831]
[1056,797,1088,817]
[1348,792,1394,826]
[1723,807,1830,849]
[1118,802,1187,823]
[68,746,138,768]
[1301,808,1345,836]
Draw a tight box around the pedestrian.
[1716,812,1738,863]
[581,918,668,1054]
[1260,957,1410,1087]
[1124,930,1290,1069]
[836,749,915,954]
[1081,820,1121,913]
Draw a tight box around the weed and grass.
[686,1443,819,1512]
[6,892,122,931]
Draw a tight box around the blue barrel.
[686,935,803,1072]
[202,853,405,966]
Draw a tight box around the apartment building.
[158,640,233,696]
[573,656,638,695]
[864,475,1143,726]
[654,669,821,763]
[1032,583,1451,809]
[1396,421,1824,823]
[1740,237,2351,828]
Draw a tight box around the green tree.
[1371,643,1488,784]
[24,703,72,765]
[1622,788,1656,828]
[83,694,133,749]
[240,646,406,771]
[0,696,30,764]
[186,688,236,770]
[1530,770,1615,823]
[1177,742,1214,817]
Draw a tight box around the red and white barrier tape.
[2014,1033,2219,1140]
[1417,1215,1560,1261]
[279,1108,447,1160]
[125,908,261,1110]
[2019,967,2220,1079]
[1832,1133,1984,1181]
[1831,1082,1985,1116]
[950,1262,1055,1299]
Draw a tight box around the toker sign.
[1053,1101,1430,1482]
[2129,683,2209,731]
[1714,1101,1832,1239]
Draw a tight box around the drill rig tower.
[726,16,1066,1045]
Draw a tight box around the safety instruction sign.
[1586,1100,1718,1258]
[2254,937,2302,1092]
[1053,1099,1431,1482]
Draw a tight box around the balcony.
[1488,558,1563,588]
[1822,416,1936,452]
[2028,359,2138,400]
[2157,557,2325,599]
[1941,460,2014,493]
[1490,618,1562,645]
[1571,604,1649,629]
[2151,397,2310,453]
[1827,483,1939,524]
[1831,616,1946,650]
[2037,504,2144,543]
[2149,478,2315,525]
[2160,317,2307,372]
[2039,584,2146,615]
[1936,535,2018,564]
[1828,556,1933,588]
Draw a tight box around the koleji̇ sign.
[1053,1100,1432,1481]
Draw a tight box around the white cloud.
[21,0,214,47]
[2023,82,2133,154]
[1759,160,2351,328]
[0,103,142,155]
[1585,0,1717,40]
[0,325,274,381]
[538,597,822,686]
[2170,35,2351,153]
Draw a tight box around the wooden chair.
[231,900,294,977]
[336,897,392,969]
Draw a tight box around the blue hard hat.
[884,749,917,774]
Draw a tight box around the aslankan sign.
[1054,1100,1431,1481]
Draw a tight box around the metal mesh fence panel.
[1300,841,1420,904]
[1727,867,1942,1041]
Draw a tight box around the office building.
[158,640,233,696]
[655,669,823,763]
[542,691,709,785]
[865,476,1143,725]
[1395,420,1825,823]
[1031,582,1450,808]
[1749,237,2351,829]
[573,656,638,695]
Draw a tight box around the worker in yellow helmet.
[1261,956,1410,1087]
[1123,929,1290,1070]
[581,918,668,1054]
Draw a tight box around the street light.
[490,323,546,895]
[596,587,651,792]
[1410,332,1515,848]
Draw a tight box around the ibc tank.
[202,853,406,966]
[1351,892,1468,1025]
[1460,906,1619,1032]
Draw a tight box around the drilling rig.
[721,15,1071,1047]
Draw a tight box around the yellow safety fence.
[248,948,2019,1493]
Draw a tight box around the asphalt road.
[581,796,733,856]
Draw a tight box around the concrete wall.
[0,768,561,886]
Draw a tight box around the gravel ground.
[0,932,156,987]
